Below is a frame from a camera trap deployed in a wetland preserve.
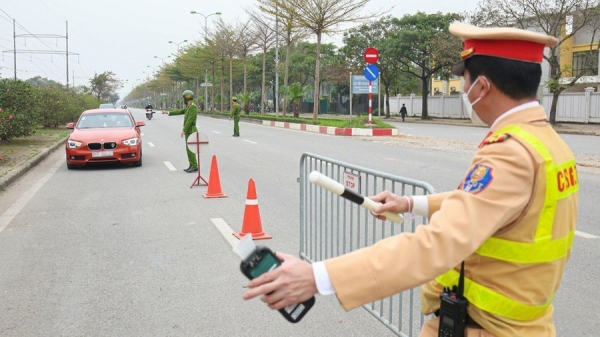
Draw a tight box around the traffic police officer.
[229,96,241,137]
[242,23,578,337]
[163,90,198,172]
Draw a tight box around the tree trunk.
[421,74,429,120]
[261,48,267,115]
[229,55,233,111]
[549,91,560,125]
[220,53,225,112]
[312,32,322,121]
[211,62,215,111]
[385,85,390,119]
[282,41,291,117]
[243,55,247,94]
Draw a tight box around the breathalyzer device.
[235,234,315,323]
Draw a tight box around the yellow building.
[431,76,463,96]
[432,21,599,96]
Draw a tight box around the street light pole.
[169,39,188,51]
[191,11,221,111]
[154,55,171,64]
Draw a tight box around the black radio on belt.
[438,262,468,337]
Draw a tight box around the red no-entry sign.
[363,47,379,64]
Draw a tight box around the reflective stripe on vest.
[436,125,577,321]
[436,269,554,321]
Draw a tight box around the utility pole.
[66,21,69,89]
[13,19,16,80]
[275,6,279,118]
[4,20,78,86]
[191,11,221,111]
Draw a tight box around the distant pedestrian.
[400,104,408,122]
[230,96,241,137]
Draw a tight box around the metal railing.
[299,153,436,337]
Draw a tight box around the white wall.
[389,89,600,123]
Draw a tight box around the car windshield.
[77,113,133,128]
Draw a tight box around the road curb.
[262,120,398,136]
[0,136,67,190]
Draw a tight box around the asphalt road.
[0,108,598,336]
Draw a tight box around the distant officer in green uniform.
[163,90,199,172]
[229,96,241,137]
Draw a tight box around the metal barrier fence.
[299,153,436,337]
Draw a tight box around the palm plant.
[287,82,309,118]
[238,91,256,114]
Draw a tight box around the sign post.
[186,132,210,188]
[363,47,380,125]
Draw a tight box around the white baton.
[308,171,404,223]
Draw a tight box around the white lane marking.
[384,158,398,161]
[141,133,145,136]
[244,139,257,144]
[575,230,599,239]
[163,161,177,172]
[211,218,239,248]
[148,142,155,147]
[0,158,63,234]
[212,131,221,134]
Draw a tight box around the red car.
[65,108,144,169]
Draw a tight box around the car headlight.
[122,137,139,146]
[67,139,83,149]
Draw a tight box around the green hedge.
[0,79,98,141]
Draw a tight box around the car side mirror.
[136,121,145,127]
[66,122,74,129]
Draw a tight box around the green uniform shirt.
[169,103,198,134]
[231,103,241,118]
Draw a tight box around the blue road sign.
[364,64,379,81]
[351,75,379,94]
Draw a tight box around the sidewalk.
[311,113,600,136]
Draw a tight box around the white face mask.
[462,76,489,125]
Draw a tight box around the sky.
[0,0,481,99]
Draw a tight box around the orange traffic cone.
[203,155,227,198]
[233,179,272,240]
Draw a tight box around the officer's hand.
[242,252,317,311]
[369,191,410,220]
[180,131,184,138]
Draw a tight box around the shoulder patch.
[480,133,510,148]
[463,165,493,194]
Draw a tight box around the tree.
[256,0,310,116]
[248,10,276,115]
[88,71,121,102]
[390,12,462,119]
[273,0,380,120]
[236,20,259,94]
[215,18,242,111]
[287,82,310,117]
[342,16,407,118]
[238,91,257,113]
[469,0,600,124]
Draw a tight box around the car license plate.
[92,151,114,158]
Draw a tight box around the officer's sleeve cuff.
[411,196,429,216]
[312,261,336,295]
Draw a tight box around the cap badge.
[461,47,474,59]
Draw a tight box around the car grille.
[88,142,117,150]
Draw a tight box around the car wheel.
[67,162,76,170]
[133,152,142,167]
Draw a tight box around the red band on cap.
[463,39,545,63]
